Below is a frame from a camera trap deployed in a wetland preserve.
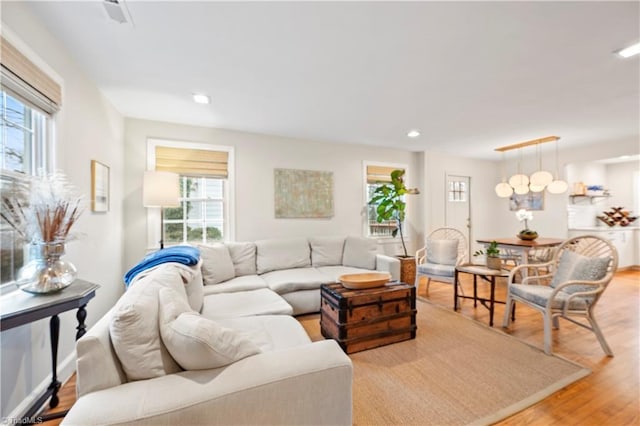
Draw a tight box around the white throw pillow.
[342,236,377,270]
[426,239,459,266]
[309,236,346,267]
[109,267,185,381]
[199,244,236,285]
[158,287,261,370]
[225,242,257,276]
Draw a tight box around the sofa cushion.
[417,262,455,278]
[201,288,293,320]
[158,287,261,370]
[109,267,184,381]
[309,236,346,267]
[202,275,268,295]
[199,244,236,285]
[510,284,590,310]
[262,267,329,294]
[183,260,204,313]
[342,236,377,270]
[225,242,257,276]
[255,238,311,274]
[216,315,312,352]
[426,239,459,266]
[549,250,610,294]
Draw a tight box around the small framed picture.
[91,160,110,212]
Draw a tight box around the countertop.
[568,226,640,232]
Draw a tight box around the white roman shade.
[155,146,228,178]
[0,37,61,114]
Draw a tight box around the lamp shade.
[530,170,553,186]
[547,179,568,194]
[508,174,529,187]
[495,182,513,198]
[143,171,180,207]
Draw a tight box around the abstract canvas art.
[274,169,334,218]
[509,191,544,211]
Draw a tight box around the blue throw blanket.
[124,245,200,287]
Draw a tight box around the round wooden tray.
[339,272,392,289]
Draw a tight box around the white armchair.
[414,228,467,295]
[502,235,618,356]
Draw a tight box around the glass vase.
[17,242,77,294]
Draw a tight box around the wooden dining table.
[476,237,565,276]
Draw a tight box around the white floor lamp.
[143,171,180,249]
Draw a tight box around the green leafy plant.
[473,241,500,258]
[369,169,410,257]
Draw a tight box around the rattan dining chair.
[502,235,618,356]
[415,227,467,295]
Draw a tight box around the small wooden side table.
[0,279,99,422]
[454,264,513,327]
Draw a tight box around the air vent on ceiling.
[103,0,133,25]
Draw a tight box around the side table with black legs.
[0,279,99,423]
[454,264,514,327]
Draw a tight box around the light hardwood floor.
[42,270,639,425]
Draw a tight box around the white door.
[445,174,471,257]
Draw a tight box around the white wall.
[421,150,505,256]
[1,3,125,419]
[123,118,421,268]
[606,161,640,212]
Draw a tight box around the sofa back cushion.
[158,287,261,370]
[109,267,185,381]
[199,244,236,285]
[76,307,127,397]
[225,242,257,276]
[342,236,378,270]
[309,236,346,267]
[256,238,311,274]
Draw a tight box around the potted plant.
[474,241,502,270]
[369,169,418,283]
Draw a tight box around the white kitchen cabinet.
[567,228,639,268]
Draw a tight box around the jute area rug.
[303,298,590,426]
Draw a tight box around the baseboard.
[617,265,640,271]
[2,352,76,425]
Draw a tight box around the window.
[146,139,234,248]
[448,180,467,202]
[0,91,50,284]
[164,176,225,244]
[363,162,408,238]
[0,36,59,287]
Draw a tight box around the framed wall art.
[509,191,544,211]
[91,160,110,212]
[274,168,334,218]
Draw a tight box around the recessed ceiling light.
[616,42,640,58]
[407,130,421,138]
[192,93,210,104]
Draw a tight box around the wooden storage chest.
[320,282,416,354]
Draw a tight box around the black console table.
[0,279,99,422]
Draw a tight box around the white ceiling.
[24,1,640,160]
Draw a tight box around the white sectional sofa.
[63,236,397,425]
[199,236,401,315]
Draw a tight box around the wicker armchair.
[502,235,618,356]
[414,228,467,295]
